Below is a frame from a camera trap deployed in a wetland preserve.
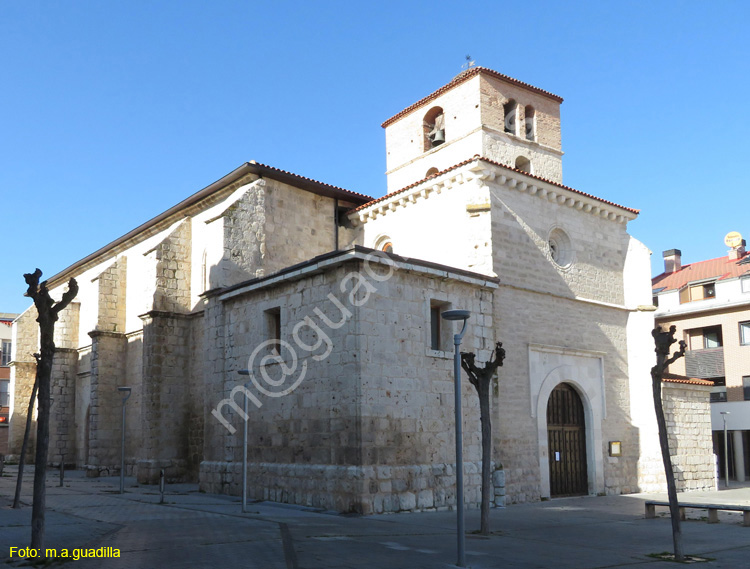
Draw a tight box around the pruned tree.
[461,342,505,536]
[12,353,40,509]
[651,325,687,561]
[24,269,78,553]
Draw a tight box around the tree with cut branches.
[651,325,687,562]
[23,269,78,553]
[461,342,505,536]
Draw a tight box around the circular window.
[548,227,573,268]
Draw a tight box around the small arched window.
[524,105,536,141]
[374,235,394,255]
[425,167,439,178]
[423,107,445,151]
[503,99,517,135]
[515,156,531,173]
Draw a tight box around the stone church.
[8,67,716,513]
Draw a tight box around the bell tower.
[382,67,564,191]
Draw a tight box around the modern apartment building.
[0,313,17,454]
[652,241,750,482]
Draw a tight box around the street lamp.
[720,411,730,488]
[442,309,471,568]
[117,387,132,494]
[238,369,250,513]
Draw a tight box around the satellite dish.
[725,231,743,248]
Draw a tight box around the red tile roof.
[246,161,374,203]
[381,67,564,128]
[351,155,639,215]
[662,373,714,386]
[652,252,750,292]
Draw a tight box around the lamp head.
[118,386,132,402]
[720,411,730,415]
[441,309,471,321]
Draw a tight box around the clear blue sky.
[2,1,749,314]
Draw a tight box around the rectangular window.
[740,322,750,346]
[265,307,281,353]
[710,378,727,402]
[428,300,452,352]
[680,282,717,303]
[1,340,11,366]
[679,286,690,304]
[0,380,9,407]
[703,326,723,349]
[742,276,750,294]
[710,388,727,403]
[430,304,441,350]
[744,376,750,401]
[703,282,716,299]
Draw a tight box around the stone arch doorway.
[547,383,588,497]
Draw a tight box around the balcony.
[685,347,725,379]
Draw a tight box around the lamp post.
[720,411,730,488]
[117,387,132,494]
[238,369,250,513]
[441,309,471,568]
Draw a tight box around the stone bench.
[645,500,750,527]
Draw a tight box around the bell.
[431,129,445,146]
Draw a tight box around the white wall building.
[653,244,750,483]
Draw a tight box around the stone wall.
[384,74,483,189]
[124,332,143,475]
[487,176,630,306]
[138,311,193,483]
[384,71,564,191]
[479,74,562,165]
[87,330,127,474]
[200,255,500,514]
[49,348,78,465]
[94,258,127,332]
[8,306,38,458]
[663,381,716,492]
[153,221,192,313]
[200,460,498,514]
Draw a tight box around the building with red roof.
[653,242,750,483]
[0,313,17,454]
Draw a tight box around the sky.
[1,0,749,314]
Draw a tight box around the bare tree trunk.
[23,269,78,556]
[30,335,53,551]
[651,363,683,561]
[461,343,505,537]
[650,325,687,562]
[12,374,38,509]
[478,382,492,535]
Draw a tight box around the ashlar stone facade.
[7,67,715,513]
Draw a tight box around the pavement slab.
[1,468,750,568]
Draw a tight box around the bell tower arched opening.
[423,107,445,151]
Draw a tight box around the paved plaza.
[1,467,749,568]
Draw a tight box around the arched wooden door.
[547,383,588,497]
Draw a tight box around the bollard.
[59,456,64,487]
[159,469,165,504]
